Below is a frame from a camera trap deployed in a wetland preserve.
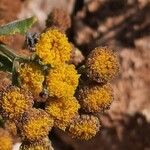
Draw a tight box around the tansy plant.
[0,9,119,150]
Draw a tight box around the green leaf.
[0,53,13,72]
[0,16,37,35]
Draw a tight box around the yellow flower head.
[77,84,113,113]
[19,109,54,142]
[0,86,33,120]
[18,63,45,98]
[35,28,71,66]
[85,47,119,83]
[46,64,79,98]
[45,97,80,130]
[68,115,100,140]
[20,138,54,150]
[0,128,13,150]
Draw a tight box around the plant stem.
[0,44,31,62]
[0,44,18,61]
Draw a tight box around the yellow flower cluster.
[0,21,120,147]
[46,64,79,98]
[85,47,119,83]
[34,28,81,134]
[19,109,54,142]
[18,63,45,97]
[46,97,80,130]
[0,86,33,120]
[68,115,100,140]
[0,28,82,147]
[77,84,113,113]
[35,28,71,66]
[0,128,13,150]
[71,47,120,140]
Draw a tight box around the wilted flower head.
[46,8,71,32]
[35,28,71,66]
[4,120,17,136]
[45,97,80,130]
[0,86,33,120]
[0,128,13,150]
[46,64,79,98]
[69,43,85,66]
[19,108,54,142]
[85,47,119,83]
[20,138,54,150]
[18,62,45,98]
[77,84,113,113]
[68,115,100,140]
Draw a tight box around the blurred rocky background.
[0,0,150,149]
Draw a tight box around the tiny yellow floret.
[18,63,44,97]
[46,64,79,98]
[77,84,113,113]
[19,109,54,142]
[45,97,80,130]
[68,115,100,140]
[35,28,71,66]
[0,128,13,150]
[86,47,119,83]
[0,86,33,120]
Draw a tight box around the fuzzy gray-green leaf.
[0,16,37,35]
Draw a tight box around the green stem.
[0,44,18,61]
[0,44,31,62]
